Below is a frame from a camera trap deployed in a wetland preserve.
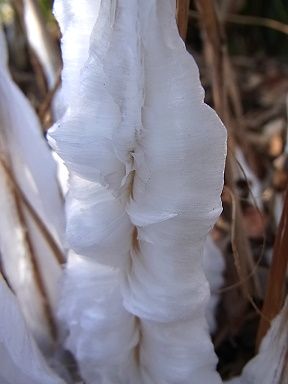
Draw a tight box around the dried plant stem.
[195,0,258,297]
[195,0,226,116]
[38,71,61,128]
[257,187,288,348]
[191,7,271,170]
[176,0,190,41]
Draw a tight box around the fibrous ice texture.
[50,1,227,383]
[0,26,64,352]
[0,277,65,384]
[227,297,288,384]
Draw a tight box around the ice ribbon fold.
[0,26,64,351]
[227,297,288,384]
[122,2,225,382]
[50,1,141,382]
[0,278,65,384]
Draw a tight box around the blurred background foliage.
[2,0,288,56]
[234,0,288,57]
[187,0,288,58]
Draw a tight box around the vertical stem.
[22,0,61,87]
[176,0,190,41]
[257,187,288,347]
[195,0,226,116]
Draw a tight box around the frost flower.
[0,277,65,384]
[227,297,288,384]
[50,1,227,383]
[0,26,65,352]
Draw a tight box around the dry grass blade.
[189,10,288,35]
[257,187,288,348]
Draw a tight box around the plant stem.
[195,0,259,297]
[257,187,288,348]
[176,0,190,41]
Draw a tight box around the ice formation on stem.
[50,0,226,383]
[203,236,225,333]
[227,297,288,384]
[0,27,65,352]
[0,276,65,384]
[57,252,139,383]
[51,1,141,382]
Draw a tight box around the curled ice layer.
[227,297,288,384]
[50,0,142,194]
[0,27,64,351]
[53,0,100,109]
[50,2,142,382]
[122,1,226,382]
[203,236,225,333]
[58,253,139,384]
[0,278,65,384]
[65,175,132,267]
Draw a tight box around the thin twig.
[38,71,61,126]
[224,13,288,35]
[189,10,288,35]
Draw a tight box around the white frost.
[0,27,65,350]
[0,278,65,384]
[227,297,288,384]
[51,1,227,383]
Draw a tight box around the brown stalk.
[11,1,48,99]
[38,71,61,128]
[12,0,61,129]
[195,0,258,297]
[190,8,285,178]
[195,0,226,116]
[257,187,288,348]
[176,0,190,41]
